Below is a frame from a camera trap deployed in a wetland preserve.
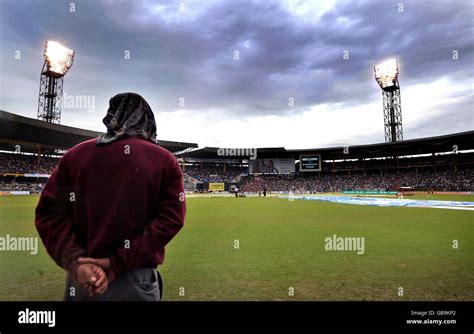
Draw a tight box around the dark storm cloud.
[0,0,473,119]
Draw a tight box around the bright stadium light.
[374,58,399,90]
[374,58,403,143]
[37,41,75,123]
[44,41,74,76]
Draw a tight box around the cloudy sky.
[0,0,472,149]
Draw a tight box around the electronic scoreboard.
[299,154,321,172]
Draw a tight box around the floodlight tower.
[37,41,74,123]
[374,58,403,142]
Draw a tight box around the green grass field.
[0,194,473,301]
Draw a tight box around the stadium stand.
[0,110,197,193]
[183,164,246,183]
[1,110,473,193]
[178,132,474,193]
[240,170,473,193]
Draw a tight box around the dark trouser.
[64,268,162,301]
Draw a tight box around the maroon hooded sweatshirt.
[35,135,186,277]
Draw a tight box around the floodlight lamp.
[374,58,399,90]
[44,41,74,76]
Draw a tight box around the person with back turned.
[35,92,186,301]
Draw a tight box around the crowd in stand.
[0,152,59,174]
[322,152,474,170]
[241,170,474,192]
[0,181,44,192]
[184,164,245,182]
[0,153,56,192]
[0,152,473,192]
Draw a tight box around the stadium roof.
[177,131,474,160]
[179,147,287,161]
[0,110,198,153]
[1,109,472,159]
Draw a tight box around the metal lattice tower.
[382,82,403,142]
[374,58,403,143]
[37,41,74,124]
[37,62,64,123]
